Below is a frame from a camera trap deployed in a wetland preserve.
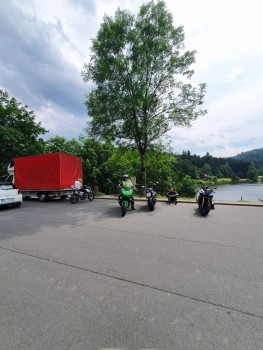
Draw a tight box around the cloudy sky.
[1,0,263,157]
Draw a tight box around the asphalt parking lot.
[0,198,263,350]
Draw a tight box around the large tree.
[0,89,47,176]
[44,136,83,156]
[82,0,206,186]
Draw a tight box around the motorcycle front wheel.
[88,192,94,201]
[121,204,127,217]
[199,200,211,216]
[148,197,155,211]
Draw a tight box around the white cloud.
[1,0,263,157]
[36,101,87,140]
[224,67,246,83]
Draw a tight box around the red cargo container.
[13,153,82,201]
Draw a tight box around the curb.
[95,196,263,207]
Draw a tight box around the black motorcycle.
[144,182,158,211]
[196,184,215,216]
[70,185,94,204]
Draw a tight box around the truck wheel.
[38,193,48,202]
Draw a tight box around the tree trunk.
[140,152,146,189]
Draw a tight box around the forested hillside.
[173,149,263,183]
[175,151,250,180]
[233,148,263,167]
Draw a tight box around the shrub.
[176,175,198,198]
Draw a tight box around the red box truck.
[7,153,82,201]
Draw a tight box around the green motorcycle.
[118,185,135,217]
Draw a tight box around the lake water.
[213,183,263,202]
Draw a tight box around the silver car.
[0,182,23,208]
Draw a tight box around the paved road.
[0,198,262,350]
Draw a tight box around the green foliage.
[219,162,233,178]
[175,175,198,198]
[217,178,232,184]
[231,173,240,183]
[234,147,263,167]
[246,166,258,181]
[145,148,176,192]
[44,136,82,156]
[174,151,252,180]
[201,162,212,176]
[80,137,115,192]
[82,0,206,185]
[0,89,47,177]
[103,146,177,194]
[208,176,218,184]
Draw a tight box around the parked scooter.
[144,182,158,211]
[70,185,94,204]
[196,184,215,216]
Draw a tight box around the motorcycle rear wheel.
[70,194,78,204]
